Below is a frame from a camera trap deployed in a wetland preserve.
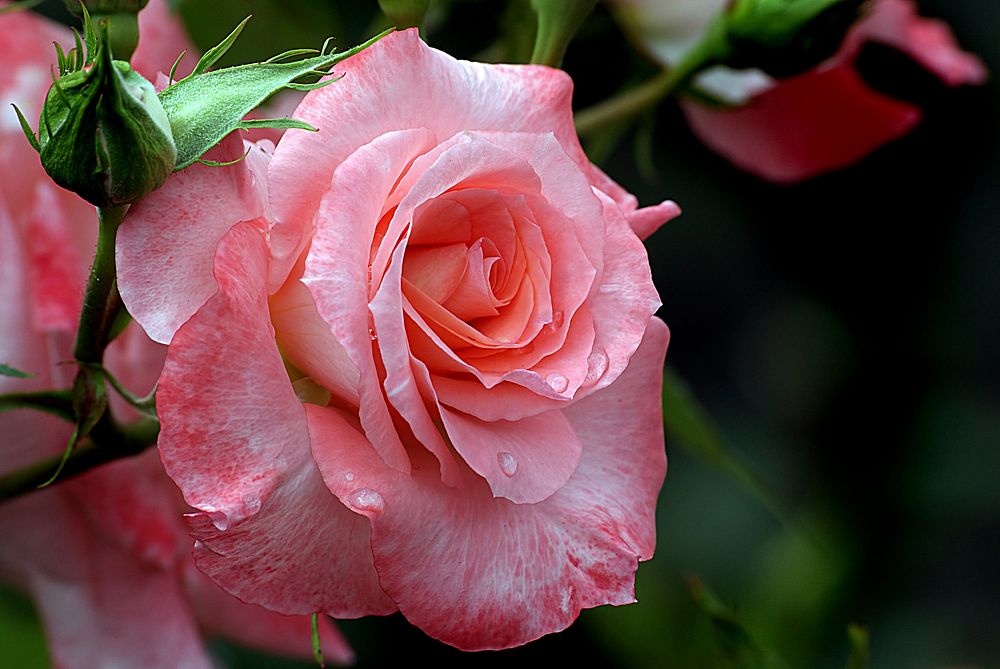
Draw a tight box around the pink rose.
[0,4,352,666]
[616,0,987,181]
[118,29,679,649]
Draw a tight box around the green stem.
[574,19,728,137]
[73,204,127,365]
[0,390,74,421]
[529,0,597,68]
[0,414,158,503]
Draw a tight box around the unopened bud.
[37,23,176,206]
[723,0,866,77]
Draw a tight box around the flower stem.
[574,19,728,137]
[73,204,127,365]
[0,414,158,504]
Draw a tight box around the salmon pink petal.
[439,405,582,504]
[682,65,922,183]
[306,318,667,649]
[303,128,439,473]
[587,164,682,240]
[157,222,392,616]
[118,135,268,344]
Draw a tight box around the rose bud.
[33,23,176,207]
[721,0,867,76]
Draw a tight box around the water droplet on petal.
[548,310,564,330]
[585,350,609,383]
[344,472,355,482]
[497,451,518,477]
[547,372,569,393]
[368,327,378,341]
[209,512,229,531]
[348,488,385,515]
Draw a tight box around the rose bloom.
[118,29,680,649]
[0,3,351,666]
[614,0,987,182]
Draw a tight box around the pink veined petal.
[132,0,197,81]
[158,220,393,617]
[303,128,438,474]
[186,567,356,666]
[269,30,589,232]
[681,65,922,183]
[306,317,668,650]
[117,134,268,344]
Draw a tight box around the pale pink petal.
[303,128,439,473]
[186,567,356,665]
[682,65,922,183]
[588,164,681,240]
[306,318,667,649]
[269,30,591,232]
[133,0,197,81]
[118,134,269,344]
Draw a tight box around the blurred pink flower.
[616,0,987,181]
[0,3,351,666]
[118,29,677,650]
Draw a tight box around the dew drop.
[547,372,569,393]
[344,472,355,482]
[497,451,518,477]
[367,327,378,341]
[548,310,565,329]
[348,488,385,514]
[585,350,609,383]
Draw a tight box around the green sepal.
[0,363,34,379]
[11,105,41,153]
[160,27,393,170]
[237,118,318,132]
[195,145,251,167]
[38,368,107,489]
[189,15,251,78]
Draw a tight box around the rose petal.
[118,134,269,344]
[303,128,439,473]
[682,65,922,183]
[157,221,392,616]
[307,318,668,649]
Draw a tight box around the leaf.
[845,624,870,669]
[663,367,790,521]
[159,28,393,170]
[687,575,791,669]
[188,15,251,78]
[0,363,33,378]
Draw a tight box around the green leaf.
[845,624,870,669]
[159,28,392,170]
[0,363,33,379]
[663,367,790,520]
[189,15,251,78]
[687,575,791,669]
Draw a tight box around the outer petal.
[118,135,268,344]
[157,221,393,616]
[681,65,922,183]
[186,567,356,666]
[307,318,668,650]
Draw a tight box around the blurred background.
[2,1,998,667]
